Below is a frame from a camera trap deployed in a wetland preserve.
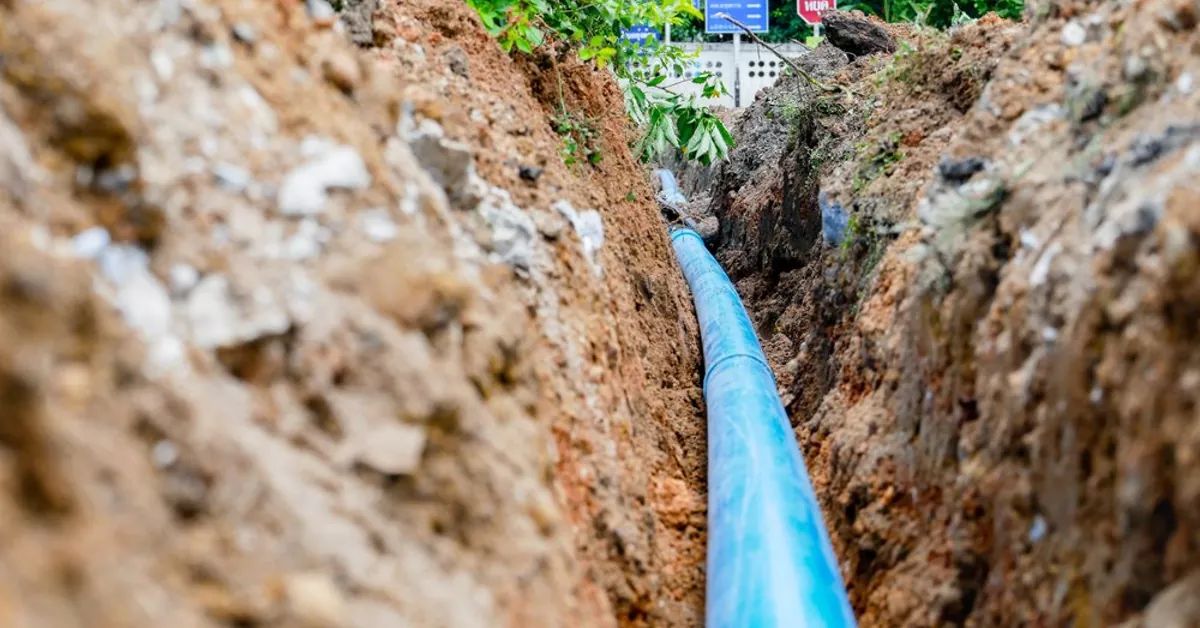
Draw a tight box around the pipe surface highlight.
[671,228,855,628]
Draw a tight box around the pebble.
[359,208,399,242]
[349,424,427,475]
[71,227,111,259]
[186,274,292,348]
[1177,72,1194,95]
[285,572,347,627]
[200,43,234,70]
[117,270,174,338]
[305,0,337,26]
[277,143,371,216]
[98,244,151,285]
[284,219,324,260]
[152,439,180,468]
[232,22,257,45]
[479,195,537,270]
[1061,21,1087,47]
[213,162,252,192]
[169,263,200,295]
[1028,515,1048,542]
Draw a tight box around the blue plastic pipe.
[670,228,856,628]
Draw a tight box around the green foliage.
[838,0,1022,26]
[553,108,603,165]
[465,0,734,165]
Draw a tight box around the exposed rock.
[344,423,426,475]
[823,11,896,57]
[554,200,605,274]
[277,141,371,216]
[337,0,378,47]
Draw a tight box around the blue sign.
[620,24,662,44]
[705,0,769,33]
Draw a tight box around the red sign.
[797,0,835,24]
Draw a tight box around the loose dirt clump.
[0,0,707,626]
[695,1,1200,625]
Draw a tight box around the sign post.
[797,0,836,26]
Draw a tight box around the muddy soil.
[691,3,1200,625]
[0,0,707,626]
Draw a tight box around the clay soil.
[0,0,706,626]
[689,2,1200,625]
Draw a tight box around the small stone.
[278,143,371,216]
[152,440,179,468]
[1061,21,1087,47]
[518,165,543,182]
[284,220,323,260]
[1177,72,1194,95]
[305,0,337,27]
[170,263,200,296]
[150,48,174,80]
[359,208,399,242]
[213,162,251,192]
[117,270,173,338]
[285,572,347,628]
[1028,516,1048,542]
[937,156,987,183]
[200,44,234,70]
[1124,55,1149,81]
[71,227,111,259]
[232,22,257,44]
[442,45,470,78]
[97,244,150,285]
[349,424,427,475]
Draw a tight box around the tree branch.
[715,12,835,92]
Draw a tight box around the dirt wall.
[0,0,707,626]
[702,4,1200,625]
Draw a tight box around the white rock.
[186,274,291,348]
[169,263,200,295]
[152,439,179,468]
[278,143,371,216]
[305,0,336,23]
[186,275,240,348]
[554,200,605,275]
[71,227,111,259]
[285,219,323,260]
[150,48,174,80]
[212,162,251,192]
[1030,242,1061,287]
[348,424,427,475]
[117,270,173,338]
[285,572,346,628]
[97,244,150,285]
[1177,72,1194,95]
[359,208,398,242]
[1061,21,1086,47]
[478,193,536,270]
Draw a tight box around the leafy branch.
[466,0,735,165]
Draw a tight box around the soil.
[5,0,1200,625]
[0,0,705,626]
[687,3,1200,626]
